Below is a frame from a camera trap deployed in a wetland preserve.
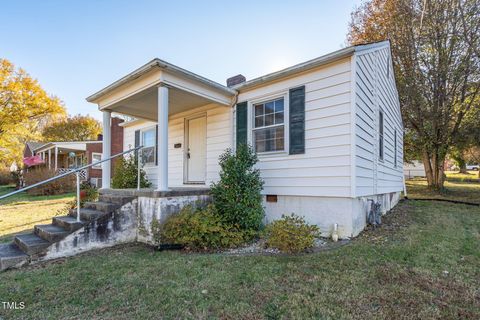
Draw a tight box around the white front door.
[186,115,207,183]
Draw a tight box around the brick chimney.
[226,74,246,87]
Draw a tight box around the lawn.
[406,174,480,204]
[0,185,74,243]
[0,186,479,318]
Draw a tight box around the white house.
[87,40,404,238]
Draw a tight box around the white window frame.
[92,152,102,169]
[141,126,156,166]
[248,92,289,156]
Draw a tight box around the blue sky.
[1,0,362,120]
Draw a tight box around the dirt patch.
[357,199,414,244]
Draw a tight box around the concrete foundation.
[39,188,211,260]
[263,192,401,238]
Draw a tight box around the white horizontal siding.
[122,103,231,188]
[237,58,353,197]
[354,46,403,196]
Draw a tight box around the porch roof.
[34,141,101,154]
[86,58,237,120]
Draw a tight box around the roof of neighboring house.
[26,141,45,152]
[33,141,102,153]
[86,40,390,104]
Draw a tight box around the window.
[253,98,285,153]
[142,128,156,165]
[394,130,397,167]
[92,152,102,169]
[379,111,384,160]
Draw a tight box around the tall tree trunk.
[422,150,446,190]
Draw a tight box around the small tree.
[111,155,151,189]
[210,144,264,231]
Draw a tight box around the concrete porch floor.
[99,186,210,198]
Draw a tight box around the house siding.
[236,58,353,197]
[123,103,231,188]
[354,46,403,197]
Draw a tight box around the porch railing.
[57,168,87,181]
[0,146,144,222]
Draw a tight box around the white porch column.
[48,149,51,169]
[102,110,112,188]
[54,146,58,171]
[157,85,169,191]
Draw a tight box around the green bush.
[158,205,247,251]
[210,144,264,231]
[111,155,151,189]
[265,214,321,253]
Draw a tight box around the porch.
[86,59,237,190]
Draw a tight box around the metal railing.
[0,145,144,222]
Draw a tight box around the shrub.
[111,155,151,189]
[0,170,15,185]
[210,144,264,231]
[265,214,321,253]
[158,205,247,250]
[23,168,76,195]
[80,182,98,206]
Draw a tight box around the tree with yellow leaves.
[0,58,66,167]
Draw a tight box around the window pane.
[142,146,155,164]
[255,116,264,128]
[265,101,274,114]
[264,113,274,126]
[143,129,155,147]
[274,112,284,124]
[275,99,284,112]
[254,104,264,116]
[254,126,284,152]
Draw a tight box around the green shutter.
[236,101,248,149]
[289,86,305,154]
[134,130,140,158]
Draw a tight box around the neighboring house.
[25,117,124,186]
[85,117,124,187]
[23,141,44,158]
[403,160,426,178]
[87,40,403,238]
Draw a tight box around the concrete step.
[69,208,105,221]
[98,194,135,206]
[14,233,51,255]
[52,216,85,232]
[34,224,70,242]
[83,201,118,213]
[0,243,28,271]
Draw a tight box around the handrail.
[0,145,144,201]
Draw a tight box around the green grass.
[0,185,74,242]
[445,170,479,183]
[406,177,480,204]
[0,199,479,319]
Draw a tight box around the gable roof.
[86,40,390,103]
[26,141,45,152]
[233,41,390,91]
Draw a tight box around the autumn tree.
[348,0,480,189]
[42,114,102,142]
[0,58,65,167]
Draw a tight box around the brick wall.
[86,117,124,182]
